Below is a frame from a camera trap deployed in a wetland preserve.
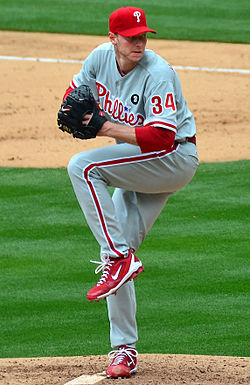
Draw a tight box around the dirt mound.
[0,354,249,385]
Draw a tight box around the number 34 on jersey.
[151,93,176,114]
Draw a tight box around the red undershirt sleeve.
[135,125,176,153]
[63,86,75,101]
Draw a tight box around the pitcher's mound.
[0,354,249,385]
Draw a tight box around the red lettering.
[96,82,106,97]
[165,93,176,111]
[152,96,163,114]
[124,110,129,124]
[104,91,113,114]
[128,112,135,125]
[96,81,145,126]
[135,115,144,126]
[118,102,124,121]
[113,99,119,119]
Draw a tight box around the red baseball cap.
[109,6,156,37]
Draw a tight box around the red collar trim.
[116,60,126,77]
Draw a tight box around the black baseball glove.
[57,85,107,139]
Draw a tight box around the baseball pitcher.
[57,6,199,378]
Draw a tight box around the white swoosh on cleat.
[111,264,123,280]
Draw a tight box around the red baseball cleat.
[87,251,144,301]
[106,345,138,378]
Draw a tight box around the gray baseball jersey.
[67,42,198,349]
[72,42,196,142]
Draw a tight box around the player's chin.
[130,52,144,62]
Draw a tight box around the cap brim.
[118,27,156,37]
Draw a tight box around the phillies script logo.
[96,81,145,126]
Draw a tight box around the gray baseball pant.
[67,142,198,348]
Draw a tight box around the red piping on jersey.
[82,144,179,256]
[147,121,177,131]
[63,80,77,101]
[71,79,77,88]
[116,60,126,77]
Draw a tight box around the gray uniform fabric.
[68,142,198,347]
[67,41,199,348]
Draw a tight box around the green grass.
[0,0,249,43]
[0,161,249,358]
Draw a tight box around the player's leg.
[105,143,198,372]
[67,143,142,258]
[107,280,137,348]
[68,144,146,303]
[68,142,197,258]
[112,189,171,251]
[68,141,198,302]
[68,141,198,376]
[107,189,171,348]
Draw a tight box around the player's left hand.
[57,85,107,140]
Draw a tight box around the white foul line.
[0,55,250,74]
[174,65,250,74]
[0,55,84,64]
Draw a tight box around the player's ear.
[109,32,117,46]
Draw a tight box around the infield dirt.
[0,31,249,384]
[0,31,250,167]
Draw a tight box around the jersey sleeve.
[143,69,179,134]
[71,49,100,100]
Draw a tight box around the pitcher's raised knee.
[67,152,90,180]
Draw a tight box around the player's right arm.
[95,119,175,152]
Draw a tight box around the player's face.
[110,33,147,72]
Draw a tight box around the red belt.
[187,135,196,145]
[176,135,196,145]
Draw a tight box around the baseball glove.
[57,84,107,139]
